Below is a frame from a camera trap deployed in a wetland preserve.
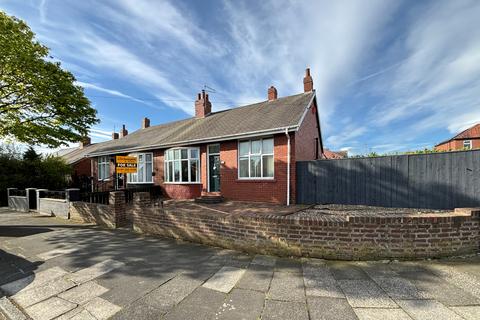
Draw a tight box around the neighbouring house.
[435,123,480,151]
[83,69,323,204]
[323,149,348,159]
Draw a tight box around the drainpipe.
[285,128,291,206]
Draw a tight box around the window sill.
[127,182,154,184]
[98,179,111,181]
[236,178,276,183]
[163,182,203,185]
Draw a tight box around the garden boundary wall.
[132,192,480,260]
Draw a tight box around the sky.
[1,0,480,155]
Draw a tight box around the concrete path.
[1,208,480,320]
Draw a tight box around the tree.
[0,11,98,147]
[23,146,41,161]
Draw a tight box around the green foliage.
[0,11,98,147]
[0,143,72,205]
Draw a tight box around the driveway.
[1,208,479,320]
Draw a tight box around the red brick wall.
[132,194,480,260]
[220,134,295,204]
[295,101,321,161]
[72,158,91,177]
[436,138,480,151]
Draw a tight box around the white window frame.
[164,147,201,184]
[127,152,154,184]
[98,156,110,181]
[238,137,274,180]
[463,140,472,150]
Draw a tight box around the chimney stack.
[79,136,91,149]
[268,86,278,101]
[195,90,212,118]
[142,117,150,129]
[303,68,314,92]
[112,132,119,140]
[120,124,128,138]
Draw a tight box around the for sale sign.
[115,156,137,173]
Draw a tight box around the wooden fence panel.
[296,150,480,209]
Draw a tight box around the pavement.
[1,207,480,320]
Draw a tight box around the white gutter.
[285,128,291,206]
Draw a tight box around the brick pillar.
[109,191,126,228]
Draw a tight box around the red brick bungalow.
[86,69,324,204]
[435,123,480,151]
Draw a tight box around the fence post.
[36,189,48,213]
[109,191,126,228]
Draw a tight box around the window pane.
[99,163,103,180]
[174,160,180,182]
[239,141,249,156]
[138,163,144,182]
[190,149,199,159]
[190,160,198,182]
[181,160,189,182]
[262,155,274,177]
[174,149,180,160]
[168,150,173,160]
[262,138,274,154]
[138,154,143,163]
[208,144,220,154]
[168,162,173,182]
[146,153,152,162]
[250,156,261,177]
[251,140,261,154]
[146,162,153,182]
[181,149,188,159]
[239,157,249,178]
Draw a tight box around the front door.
[208,144,221,192]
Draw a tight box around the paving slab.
[215,288,265,320]
[268,271,305,302]
[399,270,480,306]
[202,266,246,293]
[58,281,109,305]
[397,299,463,320]
[0,297,26,320]
[25,297,76,320]
[275,258,303,274]
[328,262,370,280]
[303,262,344,298]
[354,308,412,320]
[357,262,399,278]
[13,277,76,308]
[69,309,97,320]
[36,247,79,261]
[1,266,68,296]
[307,296,357,320]
[261,300,308,320]
[251,255,276,267]
[67,259,125,285]
[427,264,480,299]
[338,279,397,308]
[83,297,121,320]
[449,305,480,320]
[165,287,226,320]
[235,264,273,292]
[371,276,429,300]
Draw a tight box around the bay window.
[98,156,110,180]
[164,147,200,183]
[127,153,153,183]
[238,138,274,179]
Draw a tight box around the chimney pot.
[303,67,314,92]
[112,132,119,140]
[195,90,212,118]
[79,136,91,148]
[120,124,128,138]
[268,86,278,101]
[142,117,150,129]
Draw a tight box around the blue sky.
[1,0,480,155]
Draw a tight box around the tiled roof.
[57,143,102,164]
[323,149,348,159]
[88,91,315,156]
[435,123,480,146]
